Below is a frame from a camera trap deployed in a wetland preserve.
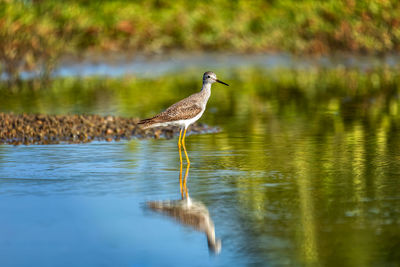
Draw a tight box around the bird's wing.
[155,101,203,122]
[138,93,203,127]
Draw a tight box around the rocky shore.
[0,113,218,145]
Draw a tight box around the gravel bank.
[0,113,218,145]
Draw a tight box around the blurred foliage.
[0,1,69,83]
[1,67,399,127]
[1,0,400,81]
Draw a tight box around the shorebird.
[138,71,229,197]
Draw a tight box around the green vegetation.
[1,67,400,265]
[1,0,400,80]
[1,67,399,126]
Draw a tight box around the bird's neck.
[201,82,212,100]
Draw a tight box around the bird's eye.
[207,76,210,78]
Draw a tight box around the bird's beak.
[216,79,229,86]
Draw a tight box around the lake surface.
[1,61,400,266]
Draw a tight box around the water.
[12,52,400,79]
[1,65,400,266]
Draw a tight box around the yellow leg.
[182,127,190,198]
[178,128,184,199]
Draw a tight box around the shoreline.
[0,113,219,146]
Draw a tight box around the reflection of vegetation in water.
[1,68,399,142]
[194,122,400,264]
[2,67,399,125]
[1,68,400,264]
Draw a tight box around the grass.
[1,0,400,80]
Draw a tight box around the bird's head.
[203,71,229,86]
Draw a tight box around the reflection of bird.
[139,72,229,197]
[147,197,221,254]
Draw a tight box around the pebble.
[0,113,219,145]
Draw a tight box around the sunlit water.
[1,66,400,266]
[11,53,400,79]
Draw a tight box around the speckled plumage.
[139,71,228,129]
[138,92,205,128]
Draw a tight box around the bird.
[138,71,229,197]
